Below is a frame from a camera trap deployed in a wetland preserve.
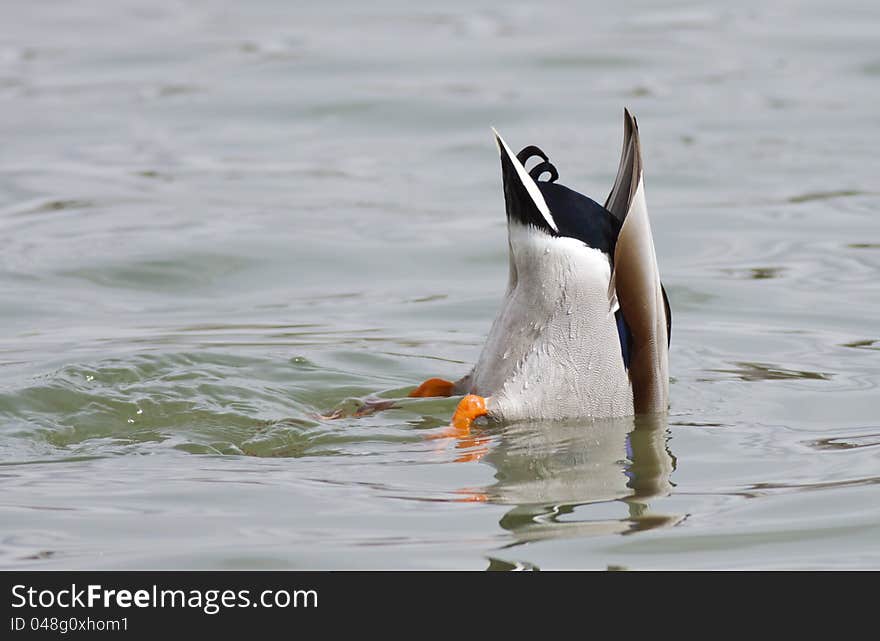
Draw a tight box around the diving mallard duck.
[411,109,671,429]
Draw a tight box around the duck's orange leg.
[409,377,456,398]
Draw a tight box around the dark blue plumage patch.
[615,309,633,370]
[537,181,621,256]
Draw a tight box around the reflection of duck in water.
[411,110,671,429]
[455,414,681,565]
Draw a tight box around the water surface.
[1,0,878,569]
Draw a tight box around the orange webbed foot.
[451,394,488,430]
[409,377,456,398]
[426,394,489,440]
[426,394,491,463]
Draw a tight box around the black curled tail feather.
[517,146,558,183]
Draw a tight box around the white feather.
[491,127,558,233]
[470,222,633,421]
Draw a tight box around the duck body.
[462,219,633,420]
[411,110,671,425]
